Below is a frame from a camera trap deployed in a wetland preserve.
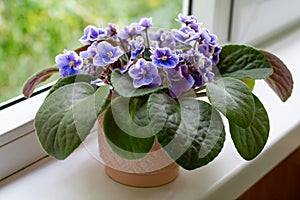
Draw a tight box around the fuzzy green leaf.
[206,77,255,128]
[35,83,110,159]
[229,95,269,160]
[103,96,155,160]
[147,93,181,137]
[148,94,225,170]
[108,95,158,138]
[48,74,97,97]
[217,45,273,79]
[241,78,255,91]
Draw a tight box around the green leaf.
[103,96,155,160]
[147,93,181,137]
[143,48,152,60]
[241,78,255,91]
[148,94,225,170]
[23,67,59,98]
[261,50,294,102]
[48,74,97,97]
[229,94,269,160]
[217,44,273,79]
[35,83,110,159]
[176,99,225,170]
[206,77,255,128]
[108,95,158,138]
[111,70,168,97]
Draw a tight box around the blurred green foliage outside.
[0,0,182,104]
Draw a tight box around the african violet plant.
[23,13,293,170]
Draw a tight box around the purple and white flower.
[79,25,107,45]
[55,50,82,77]
[159,31,177,49]
[198,44,211,58]
[175,13,200,32]
[212,46,222,64]
[173,26,201,44]
[151,47,179,68]
[79,41,98,59]
[93,41,123,67]
[149,29,164,41]
[106,23,118,38]
[166,65,195,98]
[128,58,161,88]
[201,29,218,46]
[129,36,145,58]
[118,23,145,40]
[139,17,152,28]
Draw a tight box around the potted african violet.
[23,13,293,187]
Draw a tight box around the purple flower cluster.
[55,14,221,98]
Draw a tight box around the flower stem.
[196,92,207,97]
[118,37,129,60]
[193,41,198,50]
[145,29,150,48]
[194,85,206,93]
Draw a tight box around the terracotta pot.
[97,114,179,187]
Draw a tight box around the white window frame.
[230,0,300,44]
[192,0,300,45]
[190,0,232,44]
[0,84,53,180]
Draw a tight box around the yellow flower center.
[161,55,168,61]
[107,52,113,59]
[142,70,147,75]
[68,61,75,67]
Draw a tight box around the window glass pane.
[0,0,183,104]
[230,0,300,44]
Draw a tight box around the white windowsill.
[0,84,51,145]
[1,26,300,199]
